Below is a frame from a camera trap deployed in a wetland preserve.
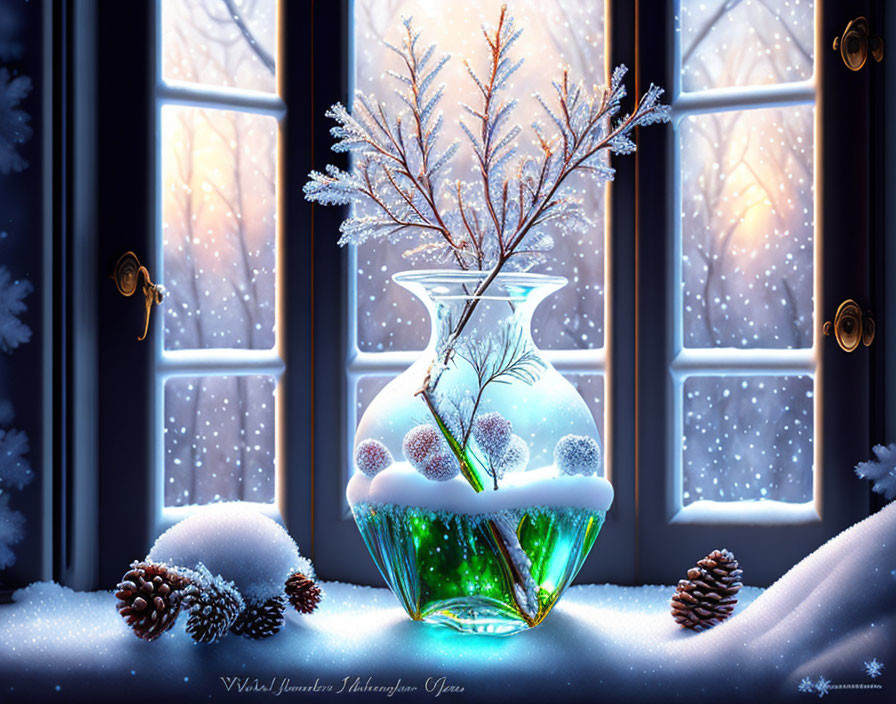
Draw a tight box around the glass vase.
[347,270,613,635]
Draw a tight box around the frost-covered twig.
[455,322,544,446]
[306,5,669,494]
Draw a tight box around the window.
[672,0,817,521]
[322,1,874,586]
[348,0,610,502]
[66,1,875,589]
[154,0,284,527]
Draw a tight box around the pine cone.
[284,571,322,615]
[115,561,191,641]
[230,596,286,639]
[671,548,743,631]
[182,564,245,644]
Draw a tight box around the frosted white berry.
[554,434,602,476]
[495,434,529,476]
[402,424,444,468]
[472,412,513,460]
[354,438,393,477]
[419,450,460,482]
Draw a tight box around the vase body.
[347,270,613,635]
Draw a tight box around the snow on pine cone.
[670,548,742,631]
[181,563,245,644]
[115,560,191,641]
[472,412,513,461]
[402,424,445,468]
[230,595,287,640]
[354,438,393,477]
[148,502,315,605]
[554,434,602,476]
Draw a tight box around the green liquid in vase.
[351,503,605,635]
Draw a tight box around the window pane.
[164,375,276,507]
[161,0,277,93]
[162,106,277,350]
[679,0,814,92]
[680,105,814,349]
[682,375,813,506]
[353,0,605,352]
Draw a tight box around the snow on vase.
[347,269,613,634]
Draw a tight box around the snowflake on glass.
[855,444,896,501]
[0,266,32,352]
[0,68,32,174]
[864,658,884,679]
[797,677,815,693]
[814,677,831,698]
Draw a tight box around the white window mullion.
[672,80,815,118]
[157,82,286,117]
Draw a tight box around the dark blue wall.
[0,0,44,590]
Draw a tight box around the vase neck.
[392,270,566,352]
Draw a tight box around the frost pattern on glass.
[164,375,276,507]
[162,106,277,350]
[679,0,814,92]
[681,106,813,349]
[353,0,605,352]
[682,375,813,505]
[161,0,277,93]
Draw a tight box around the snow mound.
[672,500,896,697]
[0,504,892,702]
[347,462,614,514]
[148,502,313,603]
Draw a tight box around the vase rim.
[392,268,568,289]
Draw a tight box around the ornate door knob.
[823,299,874,352]
[833,17,883,71]
[111,251,165,341]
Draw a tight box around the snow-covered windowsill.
[1,503,893,703]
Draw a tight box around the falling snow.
[681,105,814,350]
[683,376,813,505]
[161,106,277,351]
[157,1,279,512]
[164,376,275,507]
[679,0,814,93]
[161,0,277,94]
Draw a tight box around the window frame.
[56,0,317,588]
[150,0,288,533]
[636,0,875,586]
[51,0,885,591]
[668,0,820,524]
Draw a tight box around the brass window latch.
[111,251,165,341]
[833,17,883,71]
[823,299,874,352]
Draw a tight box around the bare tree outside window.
[160,0,278,506]
[677,0,816,506]
[353,0,606,353]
